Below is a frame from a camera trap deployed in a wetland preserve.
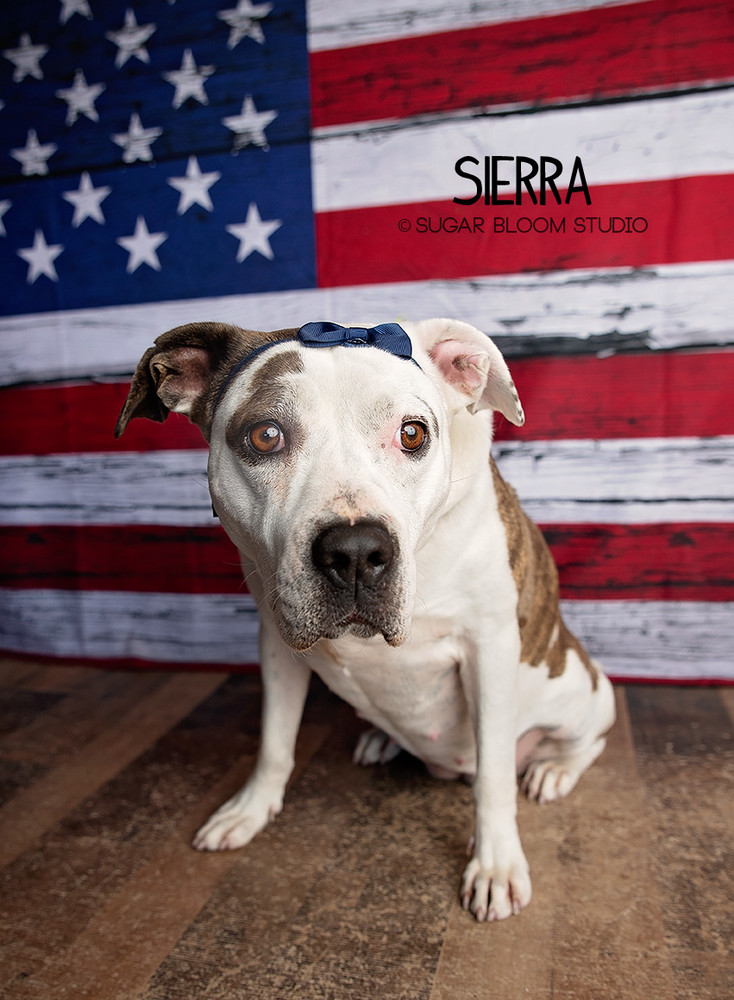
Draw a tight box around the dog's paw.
[460,846,532,922]
[521,759,578,803]
[353,727,402,766]
[193,786,281,852]
[522,738,607,804]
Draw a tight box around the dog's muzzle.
[277,518,407,647]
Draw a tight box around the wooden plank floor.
[0,659,732,1000]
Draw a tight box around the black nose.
[312,521,395,591]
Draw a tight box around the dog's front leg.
[193,624,311,852]
[460,625,531,921]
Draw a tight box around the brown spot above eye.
[225,350,303,454]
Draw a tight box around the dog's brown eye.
[399,421,427,452]
[247,421,285,454]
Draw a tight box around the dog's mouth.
[342,612,392,641]
[344,611,374,628]
[281,608,407,651]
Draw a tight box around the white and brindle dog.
[116,317,615,922]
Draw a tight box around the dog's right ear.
[115,322,254,440]
[115,321,303,441]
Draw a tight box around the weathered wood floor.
[0,659,732,1000]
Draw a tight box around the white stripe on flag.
[0,589,259,664]
[2,436,733,526]
[0,588,730,680]
[1,261,732,386]
[312,90,734,209]
[494,437,734,516]
[307,0,652,50]
[562,599,734,681]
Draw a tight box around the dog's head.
[116,318,524,650]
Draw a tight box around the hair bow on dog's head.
[298,321,419,366]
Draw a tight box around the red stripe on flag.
[2,523,732,602]
[0,382,204,456]
[544,522,734,602]
[2,349,734,457]
[0,525,244,594]
[311,0,734,128]
[496,350,734,443]
[316,175,734,287]
[0,651,260,673]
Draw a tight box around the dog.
[115,317,615,922]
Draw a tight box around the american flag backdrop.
[0,0,732,681]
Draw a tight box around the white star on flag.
[62,172,112,227]
[226,202,281,262]
[0,200,11,236]
[223,95,277,152]
[111,113,163,164]
[2,33,48,82]
[218,1,273,48]
[162,49,215,109]
[56,69,106,125]
[10,129,58,177]
[106,9,156,68]
[17,229,64,283]
[59,0,93,24]
[117,216,168,273]
[168,157,221,214]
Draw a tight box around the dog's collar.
[212,321,420,412]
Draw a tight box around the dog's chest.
[307,627,476,771]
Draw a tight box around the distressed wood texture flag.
[1,0,732,680]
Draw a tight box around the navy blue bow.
[298,321,418,366]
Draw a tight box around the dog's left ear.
[409,318,525,426]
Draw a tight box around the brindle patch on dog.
[490,458,597,688]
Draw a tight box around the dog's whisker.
[412,589,430,614]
